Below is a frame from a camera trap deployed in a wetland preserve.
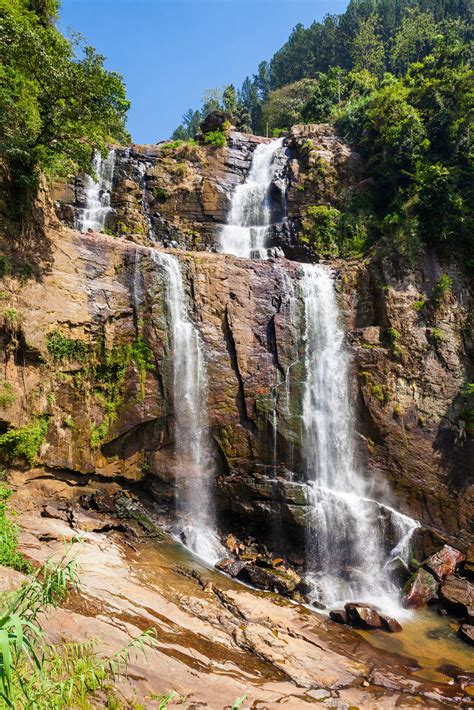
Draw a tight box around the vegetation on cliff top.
[0,0,129,201]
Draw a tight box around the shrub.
[0,416,49,465]
[0,381,16,409]
[0,484,32,573]
[431,273,453,302]
[46,330,87,363]
[203,129,226,148]
[301,205,341,256]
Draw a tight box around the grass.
[0,550,162,709]
[0,484,32,573]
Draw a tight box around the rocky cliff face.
[3,125,473,560]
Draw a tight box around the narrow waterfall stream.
[151,251,224,565]
[76,149,116,233]
[299,264,418,613]
[219,138,284,258]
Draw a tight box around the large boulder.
[423,545,465,581]
[215,558,248,578]
[403,568,439,608]
[344,603,382,629]
[200,110,232,134]
[439,576,473,614]
[237,564,300,596]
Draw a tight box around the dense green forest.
[173,0,473,268]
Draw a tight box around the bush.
[46,330,87,363]
[203,129,226,148]
[0,381,16,409]
[431,273,453,302]
[0,484,32,573]
[301,205,341,256]
[0,416,49,466]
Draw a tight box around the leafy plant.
[0,484,32,573]
[46,330,87,363]
[203,129,226,148]
[0,381,15,409]
[431,273,453,302]
[0,553,160,708]
[0,416,49,466]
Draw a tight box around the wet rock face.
[403,568,439,608]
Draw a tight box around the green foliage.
[413,298,427,311]
[431,327,445,342]
[385,327,402,355]
[0,0,130,197]
[0,553,159,708]
[89,335,154,448]
[0,381,15,409]
[301,205,341,256]
[46,330,87,363]
[203,129,227,148]
[431,273,453,302]
[351,14,385,77]
[0,416,49,465]
[262,78,317,133]
[0,484,32,573]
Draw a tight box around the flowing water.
[151,251,224,565]
[299,264,418,613]
[219,138,284,258]
[76,149,116,233]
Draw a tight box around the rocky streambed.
[9,472,474,708]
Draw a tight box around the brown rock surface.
[403,568,439,608]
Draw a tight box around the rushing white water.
[151,251,224,565]
[76,149,116,233]
[219,138,284,258]
[299,264,418,614]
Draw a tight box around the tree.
[390,8,438,74]
[223,84,238,117]
[352,14,385,77]
[201,86,223,116]
[262,79,317,133]
[0,0,130,187]
[301,67,345,123]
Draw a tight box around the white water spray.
[219,138,284,258]
[300,264,418,614]
[152,251,224,565]
[76,150,116,233]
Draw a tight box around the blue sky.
[60,0,348,144]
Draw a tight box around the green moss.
[0,416,49,465]
[46,329,88,363]
[385,327,402,355]
[152,186,169,202]
[0,381,15,409]
[431,327,445,343]
[413,298,426,311]
[89,335,154,448]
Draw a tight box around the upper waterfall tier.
[219,138,286,258]
[76,149,116,233]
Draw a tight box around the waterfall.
[299,264,418,613]
[151,251,224,565]
[219,138,284,258]
[76,149,116,233]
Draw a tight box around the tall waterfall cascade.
[151,251,224,565]
[299,264,418,613]
[219,138,284,258]
[76,149,116,233]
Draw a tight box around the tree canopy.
[0,0,130,192]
